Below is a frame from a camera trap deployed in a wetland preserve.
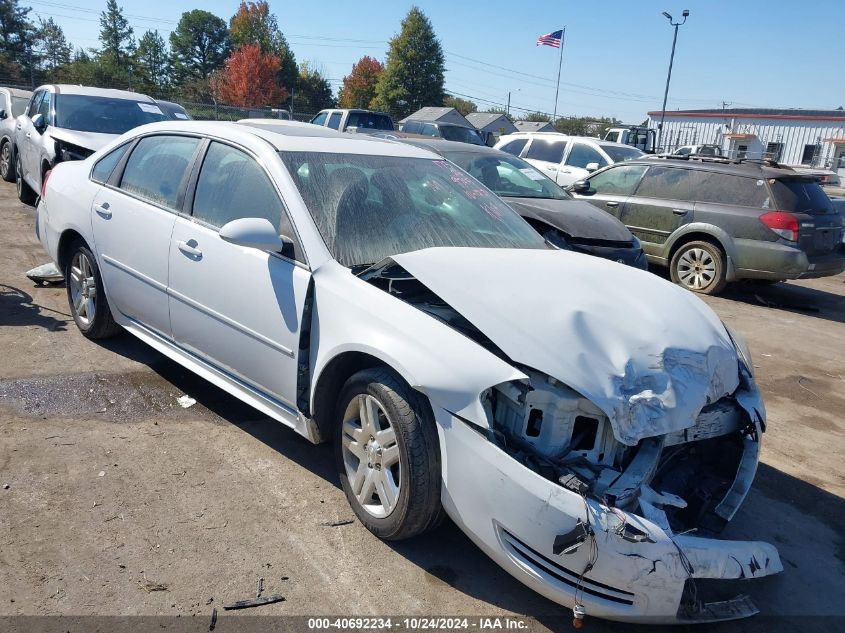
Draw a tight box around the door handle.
[94,202,112,218]
[177,240,203,259]
[672,209,688,215]
[606,201,619,208]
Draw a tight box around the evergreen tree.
[0,0,35,82]
[35,17,72,73]
[372,6,444,119]
[443,95,475,116]
[294,62,333,114]
[99,0,134,72]
[169,10,230,83]
[135,30,169,95]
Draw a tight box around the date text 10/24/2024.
[307,618,531,630]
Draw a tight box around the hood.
[50,128,117,152]
[391,247,740,446]
[508,197,633,243]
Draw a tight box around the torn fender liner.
[392,247,739,445]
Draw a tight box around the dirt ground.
[1,180,843,633]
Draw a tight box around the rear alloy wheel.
[0,141,14,182]
[335,368,443,540]
[15,154,36,205]
[65,242,122,339]
[670,240,727,295]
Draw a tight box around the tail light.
[40,169,52,200]
[759,211,799,241]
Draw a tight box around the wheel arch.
[57,229,88,271]
[665,224,736,279]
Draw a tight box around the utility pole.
[657,10,689,153]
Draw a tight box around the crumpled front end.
[435,365,781,623]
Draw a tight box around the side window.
[689,171,771,208]
[634,166,691,200]
[119,135,200,209]
[566,143,607,169]
[587,164,648,196]
[37,92,51,120]
[499,138,528,156]
[403,121,420,134]
[193,142,284,232]
[421,123,437,137]
[310,112,327,126]
[27,91,44,117]
[526,139,567,164]
[91,142,130,184]
[327,112,342,130]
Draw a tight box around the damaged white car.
[36,121,781,624]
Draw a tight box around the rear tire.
[64,241,122,339]
[670,240,727,295]
[15,154,36,205]
[0,140,14,182]
[334,367,443,541]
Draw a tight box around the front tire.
[15,154,36,205]
[670,240,727,295]
[0,140,14,182]
[64,241,122,339]
[334,367,442,540]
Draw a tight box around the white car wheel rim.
[69,251,97,327]
[677,247,716,291]
[341,394,401,518]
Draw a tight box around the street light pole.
[657,9,689,153]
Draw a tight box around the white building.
[647,108,845,172]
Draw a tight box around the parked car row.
[34,119,783,623]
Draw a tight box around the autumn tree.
[170,10,230,83]
[229,1,296,96]
[337,56,383,109]
[134,30,169,94]
[444,95,476,116]
[216,43,286,107]
[373,7,444,119]
[99,0,134,73]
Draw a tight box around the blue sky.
[31,0,845,121]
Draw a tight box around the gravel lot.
[1,180,843,632]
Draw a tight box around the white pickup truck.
[309,108,394,133]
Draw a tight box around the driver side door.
[17,90,45,189]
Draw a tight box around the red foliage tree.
[218,43,288,107]
[338,56,384,109]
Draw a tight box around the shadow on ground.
[0,284,69,330]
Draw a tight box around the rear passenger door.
[91,134,202,336]
[619,166,695,255]
[523,138,567,182]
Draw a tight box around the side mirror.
[219,217,287,253]
[0,109,6,120]
[585,162,600,173]
[569,179,591,194]
[31,113,47,132]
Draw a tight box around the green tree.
[35,17,72,73]
[134,30,169,95]
[337,55,383,109]
[169,10,230,83]
[0,0,35,81]
[229,1,296,95]
[372,6,444,119]
[294,62,334,114]
[521,111,551,122]
[99,0,134,73]
[444,95,475,116]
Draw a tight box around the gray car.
[14,84,166,204]
[401,138,647,269]
[399,120,486,145]
[0,87,32,182]
[568,155,845,294]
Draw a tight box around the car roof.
[403,119,475,130]
[400,137,504,156]
[39,84,156,102]
[627,154,808,179]
[132,120,437,158]
[499,132,633,149]
[1,87,32,98]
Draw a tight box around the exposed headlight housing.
[723,322,753,376]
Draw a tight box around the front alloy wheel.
[335,368,443,540]
[0,141,13,182]
[15,154,36,205]
[670,240,727,295]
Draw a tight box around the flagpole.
[553,26,565,123]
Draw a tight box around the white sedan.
[36,121,781,623]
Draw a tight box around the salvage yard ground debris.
[0,184,844,629]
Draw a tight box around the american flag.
[536,29,564,48]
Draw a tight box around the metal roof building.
[513,120,557,133]
[399,107,471,127]
[647,108,845,173]
[465,112,517,137]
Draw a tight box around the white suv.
[495,133,644,186]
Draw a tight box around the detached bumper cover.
[435,408,782,623]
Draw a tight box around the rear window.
[346,112,393,130]
[11,96,28,117]
[526,139,566,164]
[771,179,835,215]
[598,144,643,163]
[689,171,772,208]
[498,138,528,156]
[439,125,484,145]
